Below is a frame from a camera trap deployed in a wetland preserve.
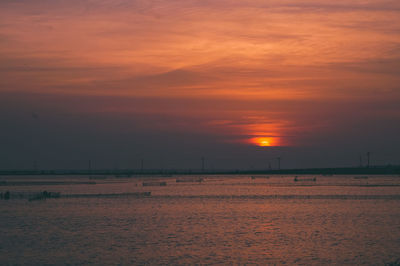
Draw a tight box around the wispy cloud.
[1,0,399,151]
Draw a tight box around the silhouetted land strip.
[149,194,400,200]
[0,165,399,176]
[1,190,61,200]
[0,181,96,186]
[142,181,167,186]
[29,191,60,201]
[62,192,151,198]
[217,183,400,187]
[1,191,151,200]
[176,177,204,182]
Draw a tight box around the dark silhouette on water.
[294,176,317,182]
[142,181,167,186]
[1,191,10,200]
[29,191,61,201]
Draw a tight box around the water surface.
[1,175,400,265]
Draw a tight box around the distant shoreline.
[0,165,399,176]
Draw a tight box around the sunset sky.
[1,0,399,170]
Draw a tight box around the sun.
[259,139,270,146]
[249,137,275,147]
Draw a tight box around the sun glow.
[250,137,276,147]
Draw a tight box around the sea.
[1,174,400,265]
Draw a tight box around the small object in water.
[176,177,203,183]
[142,181,167,187]
[294,177,316,182]
[251,176,269,180]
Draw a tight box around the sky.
[0,0,399,170]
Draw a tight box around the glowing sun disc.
[249,137,275,147]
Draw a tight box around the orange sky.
[0,0,399,168]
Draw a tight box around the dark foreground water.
[1,175,400,265]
